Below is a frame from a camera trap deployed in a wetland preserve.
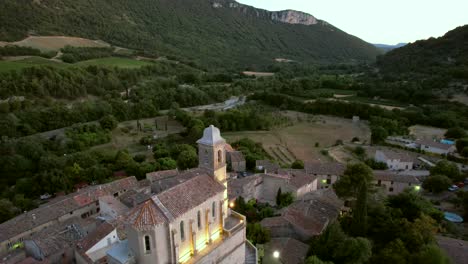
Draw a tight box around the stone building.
[107,125,255,264]
[375,149,415,170]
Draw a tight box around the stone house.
[375,149,414,170]
[373,170,422,195]
[416,139,456,155]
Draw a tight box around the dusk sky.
[237,0,468,44]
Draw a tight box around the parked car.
[448,185,459,192]
[456,182,465,188]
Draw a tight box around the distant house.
[255,160,281,173]
[375,149,414,170]
[75,222,119,264]
[373,170,422,195]
[228,169,318,205]
[304,162,346,189]
[226,151,246,172]
[416,139,456,155]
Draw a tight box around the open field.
[75,57,152,68]
[0,56,68,72]
[0,36,110,51]
[409,125,447,140]
[242,71,274,77]
[223,112,371,164]
[91,116,185,158]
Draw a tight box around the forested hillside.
[377,25,468,77]
[0,0,379,69]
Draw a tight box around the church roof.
[196,125,225,146]
[156,174,226,219]
[126,200,167,230]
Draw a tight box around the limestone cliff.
[213,1,320,26]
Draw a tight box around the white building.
[416,139,456,155]
[375,149,414,171]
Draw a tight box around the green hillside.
[377,25,468,77]
[0,0,379,69]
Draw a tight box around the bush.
[99,115,118,130]
[291,160,304,169]
[422,175,452,193]
[445,127,467,139]
[133,154,146,163]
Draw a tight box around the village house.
[262,238,309,264]
[304,162,346,189]
[0,177,138,257]
[228,169,318,206]
[260,189,343,241]
[225,144,246,172]
[373,170,422,195]
[375,149,415,170]
[416,139,456,155]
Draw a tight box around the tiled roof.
[304,162,346,176]
[224,144,234,152]
[375,149,417,162]
[146,169,179,182]
[229,151,245,163]
[156,174,226,219]
[256,160,280,173]
[126,200,167,230]
[260,216,290,227]
[150,168,207,194]
[0,177,137,242]
[228,175,263,200]
[99,196,129,217]
[76,222,115,252]
[276,169,318,189]
[269,238,309,264]
[282,189,342,237]
[119,190,151,208]
[373,171,421,184]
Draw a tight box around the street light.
[273,251,280,259]
[229,202,235,208]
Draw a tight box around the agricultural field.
[75,57,152,68]
[223,112,371,165]
[409,125,447,140]
[450,93,468,106]
[0,56,68,72]
[0,36,110,51]
[91,116,185,158]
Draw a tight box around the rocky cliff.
[213,1,320,26]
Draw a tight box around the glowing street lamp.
[414,185,421,191]
[273,251,280,259]
[229,202,235,208]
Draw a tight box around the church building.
[116,125,254,264]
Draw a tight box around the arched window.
[204,149,209,165]
[197,211,201,229]
[212,202,216,218]
[217,149,222,163]
[180,221,185,241]
[144,235,151,252]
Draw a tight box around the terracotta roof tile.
[156,174,226,219]
[304,162,346,176]
[76,222,115,252]
[146,169,179,182]
[229,151,245,163]
[126,200,167,230]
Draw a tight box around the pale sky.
[237,0,468,44]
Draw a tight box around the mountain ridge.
[0,0,380,69]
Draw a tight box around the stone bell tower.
[196,125,227,185]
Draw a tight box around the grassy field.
[409,125,447,140]
[0,56,68,72]
[0,36,110,51]
[223,112,371,164]
[76,57,152,68]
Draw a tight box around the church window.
[197,211,201,229]
[218,150,222,163]
[180,221,185,241]
[212,202,216,218]
[204,150,209,165]
[144,235,151,252]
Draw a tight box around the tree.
[177,150,198,170]
[456,138,468,153]
[333,163,373,236]
[0,199,20,223]
[291,159,304,169]
[430,160,461,181]
[99,114,118,130]
[246,223,270,244]
[353,146,366,159]
[114,150,135,171]
[411,244,451,264]
[157,157,177,170]
[422,175,452,193]
[445,127,467,139]
[276,188,282,206]
[305,256,333,264]
[371,126,389,144]
[462,147,468,157]
[387,190,443,222]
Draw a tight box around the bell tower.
[197,125,227,185]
